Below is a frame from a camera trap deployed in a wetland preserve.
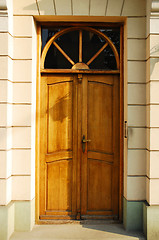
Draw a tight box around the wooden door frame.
[35,17,125,224]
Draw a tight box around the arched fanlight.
[41,27,120,70]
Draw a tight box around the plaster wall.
[142,1,159,239]
[10,0,147,205]
[146,2,159,206]
[0,0,149,239]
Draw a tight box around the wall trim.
[0,0,7,10]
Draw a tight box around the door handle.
[82,135,91,153]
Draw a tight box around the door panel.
[48,82,73,153]
[81,74,119,219]
[88,81,113,153]
[87,159,112,211]
[47,160,72,210]
[39,73,119,220]
[39,75,77,220]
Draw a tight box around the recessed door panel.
[48,82,73,153]
[47,160,72,211]
[87,159,112,211]
[88,81,113,153]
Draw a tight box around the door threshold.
[37,219,121,225]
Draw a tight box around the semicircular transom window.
[41,27,120,70]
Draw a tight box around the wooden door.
[39,74,77,220]
[80,74,119,219]
[39,73,119,220]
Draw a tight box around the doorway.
[37,24,123,222]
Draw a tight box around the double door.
[39,73,119,220]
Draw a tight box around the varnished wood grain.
[72,62,89,70]
[81,74,88,216]
[48,82,72,153]
[119,25,124,221]
[46,75,73,84]
[39,75,48,216]
[88,81,113,153]
[79,30,82,63]
[47,160,72,210]
[39,74,120,220]
[41,69,120,74]
[112,75,120,218]
[87,159,112,211]
[72,74,78,217]
[35,24,41,223]
[81,74,120,219]
[37,20,124,223]
[46,151,72,163]
[76,74,82,219]
[35,15,126,24]
[39,74,77,219]
[88,151,113,162]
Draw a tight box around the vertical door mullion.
[39,76,49,216]
[76,74,82,219]
[81,74,88,217]
[72,74,78,217]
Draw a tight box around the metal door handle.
[82,135,91,152]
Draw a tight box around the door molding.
[36,18,125,224]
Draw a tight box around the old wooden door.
[39,73,119,220]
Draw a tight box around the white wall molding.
[151,0,159,14]
[0,0,8,16]
[0,0,7,10]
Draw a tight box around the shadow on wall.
[150,44,159,78]
[23,2,38,11]
[150,43,159,56]
[150,58,159,78]
[23,0,55,14]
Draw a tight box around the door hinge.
[124,121,128,138]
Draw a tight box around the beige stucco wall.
[146,0,159,206]
[0,0,13,208]
[10,0,147,205]
[3,0,159,239]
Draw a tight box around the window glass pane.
[44,44,72,69]
[42,28,60,51]
[100,28,120,55]
[41,27,120,70]
[82,30,105,64]
[89,45,117,70]
[57,30,79,64]
[42,28,79,69]
[87,28,120,70]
